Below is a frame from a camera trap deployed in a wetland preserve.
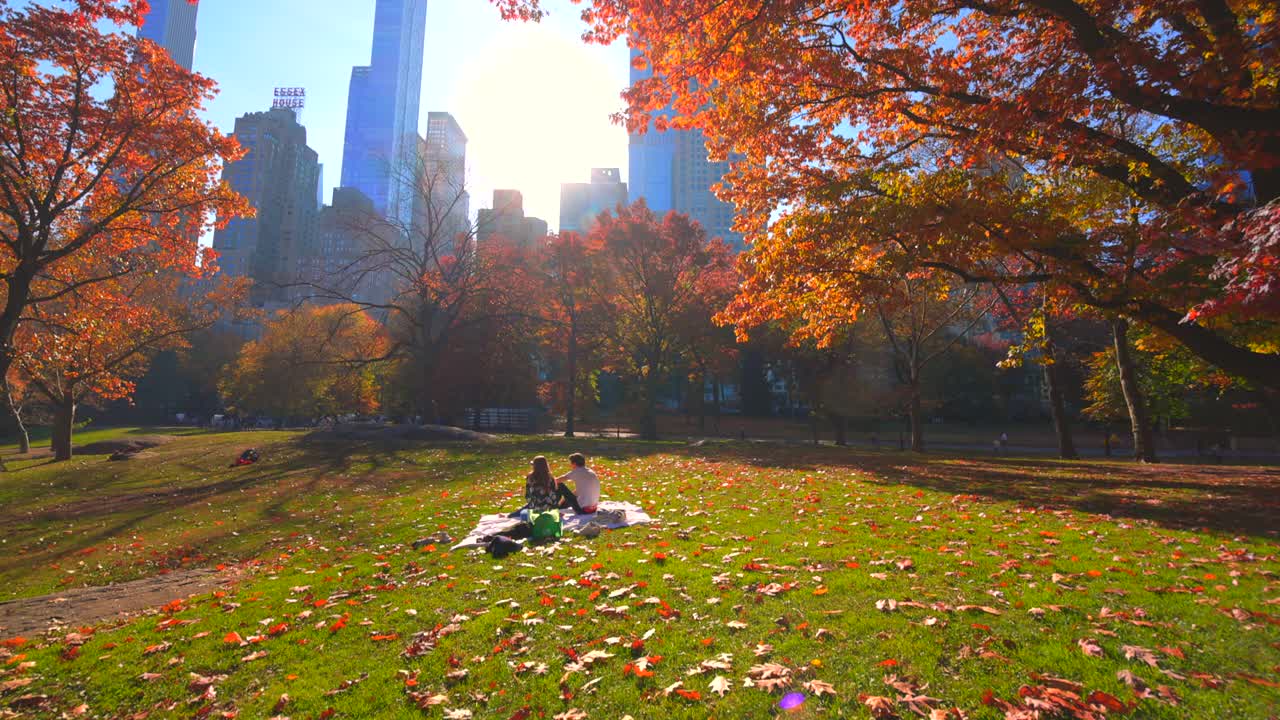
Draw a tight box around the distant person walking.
[999,432,1009,453]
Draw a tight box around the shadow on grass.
[4,432,1276,585]
[420,436,1280,539]
[629,441,1280,540]
[0,433,524,587]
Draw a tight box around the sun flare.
[453,22,628,231]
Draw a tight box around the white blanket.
[452,501,653,550]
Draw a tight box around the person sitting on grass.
[511,455,583,518]
[557,453,600,514]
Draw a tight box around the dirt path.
[0,568,239,639]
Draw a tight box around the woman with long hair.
[525,456,558,511]
[516,455,583,516]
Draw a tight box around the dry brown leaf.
[862,694,900,719]
[0,678,33,693]
[1077,638,1104,658]
[709,676,731,697]
[803,679,837,697]
[1121,645,1160,667]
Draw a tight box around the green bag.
[530,509,562,540]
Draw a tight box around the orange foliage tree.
[14,255,248,460]
[671,230,740,432]
[590,202,735,440]
[0,0,248,434]
[219,304,389,422]
[536,231,611,437]
[492,0,1280,391]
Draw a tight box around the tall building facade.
[477,190,548,251]
[137,0,199,70]
[627,48,744,249]
[340,0,428,223]
[559,168,628,234]
[213,108,320,307]
[308,187,400,308]
[413,112,470,249]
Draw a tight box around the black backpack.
[485,535,523,559]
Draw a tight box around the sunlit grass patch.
[2,432,1278,718]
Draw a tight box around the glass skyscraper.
[627,48,744,250]
[413,112,471,249]
[340,0,428,223]
[137,0,199,71]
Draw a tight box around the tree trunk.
[1111,318,1157,463]
[51,396,76,462]
[0,270,36,420]
[832,414,848,446]
[1041,330,1078,460]
[810,412,820,447]
[640,375,659,441]
[5,386,29,455]
[564,326,577,438]
[15,411,29,455]
[697,367,708,433]
[417,355,435,422]
[908,383,925,452]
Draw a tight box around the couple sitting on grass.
[511,453,600,518]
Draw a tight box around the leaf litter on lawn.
[2,436,1278,718]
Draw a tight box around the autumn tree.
[493,0,1280,392]
[294,158,538,422]
[671,244,740,433]
[881,277,1000,452]
[592,202,735,440]
[0,0,249,416]
[536,231,610,437]
[14,259,247,461]
[219,304,389,422]
[992,286,1080,459]
[731,257,994,452]
[771,331,867,446]
[422,307,543,424]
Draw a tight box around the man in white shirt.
[557,453,601,514]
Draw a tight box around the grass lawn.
[5,425,211,451]
[1,430,1278,719]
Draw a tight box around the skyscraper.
[477,190,548,251]
[340,0,428,224]
[309,187,400,308]
[137,0,199,71]
[560,168,628,234]
[213,108,320,307]
[626,48,744,249]
[413,112,470,248]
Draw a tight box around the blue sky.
[187,0,630,230]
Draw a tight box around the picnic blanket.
[452,501,653,551]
